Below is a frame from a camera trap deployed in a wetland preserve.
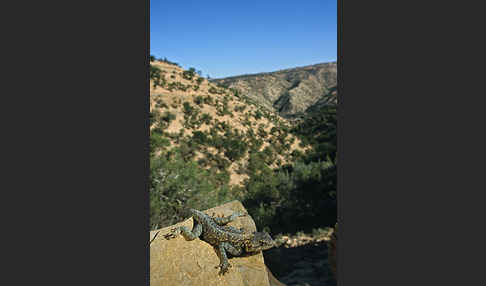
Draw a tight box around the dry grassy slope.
[212,62,337,118]
[150,60,306,186]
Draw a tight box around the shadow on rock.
[264,241,336,286]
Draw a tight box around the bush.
[183,102,193,115]
[182,67,196,80]
[223,137,248,162]
[150,65,166,88]
[159,57,180,67]
[192,131,208,145]
[155,100,168,109]
[194,96,204,106]
[203,95,214,105]
[150,65,161,79]
[258,125,268,138]
[212,154,231,170]
[150,132,170,153]
[200,113,212,125]
[254,110,263,120]
[150,153,233,229]
[208,86,218,94]
[160,111,176,123]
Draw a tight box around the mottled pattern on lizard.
[164,209,275,275]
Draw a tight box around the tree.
[183,68,196,80]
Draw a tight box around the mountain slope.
[150,59,336,236]
[212,62,337,117]
[150,60,306,187]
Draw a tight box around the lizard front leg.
[164,222,202,241]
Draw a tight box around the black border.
[8,0,150,283]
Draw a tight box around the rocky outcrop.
[212,62,337,118]
[149,200,271,286]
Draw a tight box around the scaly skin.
[164,209,275,275]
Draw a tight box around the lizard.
[164,208,275,275]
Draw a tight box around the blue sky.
[150,0,336,78]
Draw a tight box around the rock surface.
[150,200,271,286]
[266,265,286,286]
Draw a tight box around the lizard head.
[245,231,275,252]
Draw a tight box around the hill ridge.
[211,62,337,117]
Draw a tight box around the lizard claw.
[216,262,232,275]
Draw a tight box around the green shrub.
[194,96,204,106]
[155,100,168,109]
[160,111,176,123]
[254,110,263,120]
[208,86,218,94]
[223,137,248,162]
[200,113,212,125]
[182,68,196,80]
[257,125,268,138]
[150,65,166,88]
[150,132,170,153]
[183,102,193,115]
[150,152,233,229]
[192,131,208,145]
[150,65,161,80]
[203,95,214,105]
[159,57,180,67]
[212,154,230,170]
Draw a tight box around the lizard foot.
[215,261,232,275]
[235,211,248,217]
[163,228,179,240]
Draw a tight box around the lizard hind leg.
[222,242,243,256]
[214,243,232,275]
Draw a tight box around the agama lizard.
[164,209,275,275]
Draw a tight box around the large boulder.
[150,200,271,286]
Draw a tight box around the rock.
[150,200,271,286]
[266,265,286,286]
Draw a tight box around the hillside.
[149,59,309,229]
[211,62,337,118]
[150,58,336,238]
